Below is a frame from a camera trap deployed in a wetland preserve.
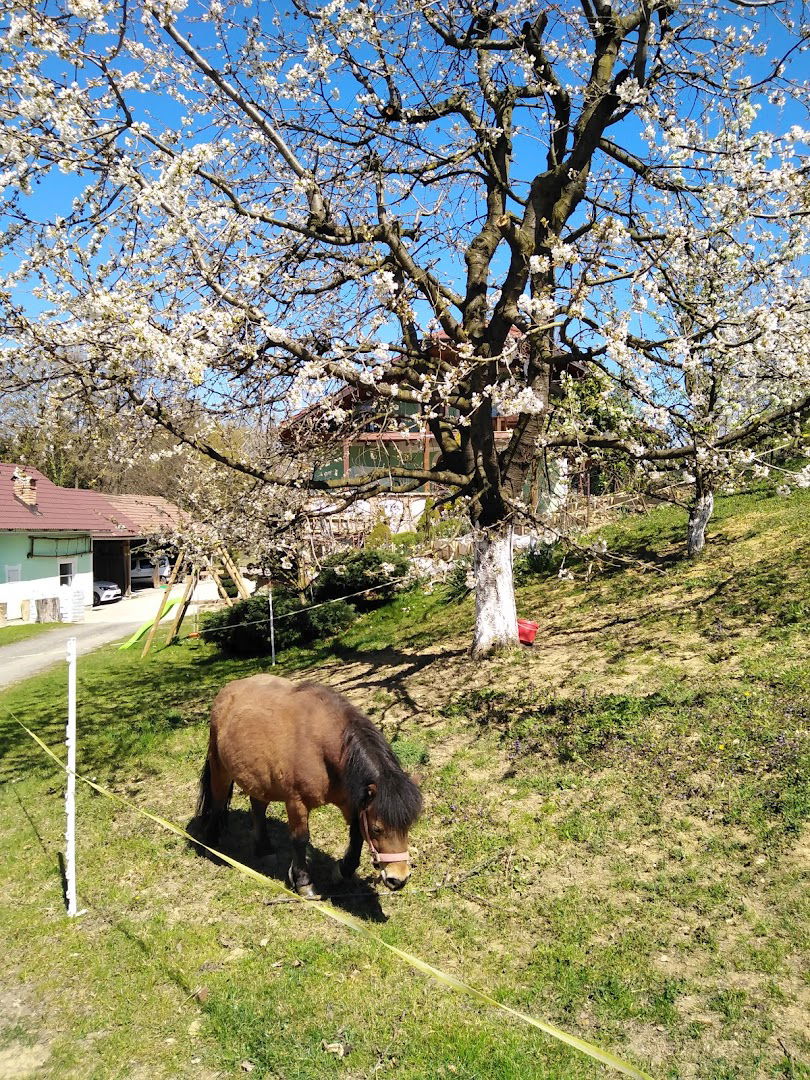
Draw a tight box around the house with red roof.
[96,492,187,591]
[282,334,581,502]
[0,464,175,622]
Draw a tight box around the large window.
[29,535,92,558]
[349,443,424,486]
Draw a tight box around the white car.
[130,554,172,586]
[93,580,122,606]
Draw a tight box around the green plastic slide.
[119,595,183,649]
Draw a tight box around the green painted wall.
[0,531,94,619]
[0,533,92,582]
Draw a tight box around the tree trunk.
[687,484,714,557]
[35,597,60,622]
[471,523,519,658]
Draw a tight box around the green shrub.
[390,530,420,549]
[200,597,263,657]
[416,497,439,537]
[366,518,394,548]
[513,542,560,583]
[311,548,410,610]
[203,548,412,657]
[444,557,472,601]
[201,593,300,656]
[218,572,240,599]
[305,598,356,639]
[431,517,468,538]
[201,592,357,657]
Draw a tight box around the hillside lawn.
[0,487,808,1080]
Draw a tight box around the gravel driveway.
[0,586,193,691]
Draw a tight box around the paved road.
[0,585,206,691]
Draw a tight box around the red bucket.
[517,618,539,645]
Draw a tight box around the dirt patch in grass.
[0,1043,51,1080]
[0,985,50,1080]
[307,582,785,723]
[783,826,810,868]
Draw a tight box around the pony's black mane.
[340,704,423,830]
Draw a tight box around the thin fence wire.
[0,573,418,659]
[194,574,414,638]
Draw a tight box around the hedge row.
[201,548,409,657]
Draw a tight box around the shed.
[0,464,140,621]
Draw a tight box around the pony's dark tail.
[196,757,214,819]
[196,754,233,819]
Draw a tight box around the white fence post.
[65,637,82,917]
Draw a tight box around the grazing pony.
[196,674,422,898]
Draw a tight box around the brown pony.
[196,674,423,898]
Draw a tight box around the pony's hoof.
[296,882,322,901]
[287,866,321,900]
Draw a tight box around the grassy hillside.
[0,487,807,1080]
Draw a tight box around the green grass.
[0,621,60,647]
[0,485,808,1079]
[441,672,810,842]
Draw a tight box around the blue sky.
[3,0,809,333]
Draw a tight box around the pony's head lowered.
[342,710,423,890]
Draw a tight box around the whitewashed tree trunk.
[687,489,714,556]
[471,524,519,658]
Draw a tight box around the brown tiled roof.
[102,493,186,534]
[283,384,361,431]
[0,463,141,537]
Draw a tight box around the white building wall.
[0,533,93,621]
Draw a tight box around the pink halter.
[360,808,410,864]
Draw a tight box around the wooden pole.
[140,548,185,658]
[219,548,250,600]
[164,570,198,646]
[210,565,234,606]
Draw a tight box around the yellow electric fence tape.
[10,713,654,1080]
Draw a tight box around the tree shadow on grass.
[573,517,760,583]
[580,537,685,578]
[318,643,469,727]
[0,642,267,784]
[328,642,464,690]
[186,808,387,923]
[548,573,739,642]
[0,633,461,789]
